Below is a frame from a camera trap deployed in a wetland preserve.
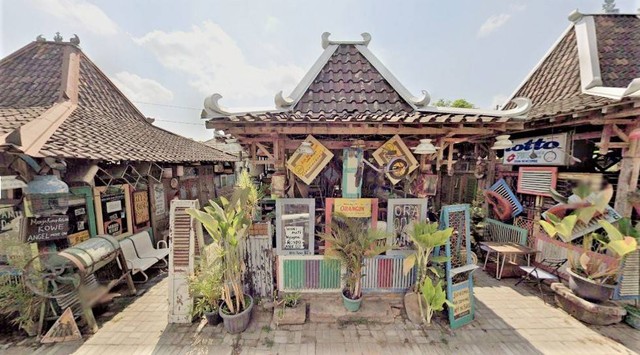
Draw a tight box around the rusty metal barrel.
[58,235,120,275]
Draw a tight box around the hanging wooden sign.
[24,215,69,243]
[373,135,419,185]
[133,190,150,224]
[286,135,334,185]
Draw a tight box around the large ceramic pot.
[219,295,253,334]
[342,291,362,312]
[624,305,640,330]
[567,268,616,303]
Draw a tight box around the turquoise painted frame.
[439,204,476,329]
[341,148,363,198]
[70,186,97,237]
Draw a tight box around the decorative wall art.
[372,135,419,185]
[286,135,334,185]
[386,199,428,254]
[412,174,439,197]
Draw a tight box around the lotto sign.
[503,133,568,166]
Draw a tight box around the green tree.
[434,98,474,108]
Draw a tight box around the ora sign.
[503,133,568,166]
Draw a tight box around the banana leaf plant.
[421,277,453,325]
[402,221,453,325]
[186,188,252,315]
[318,213,392,300]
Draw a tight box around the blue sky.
[1,0,639,141]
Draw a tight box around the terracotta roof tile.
[294,45,414,117]
[0,41,236,162]
[505,15,639,119]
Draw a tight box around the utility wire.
[132,100,201,110]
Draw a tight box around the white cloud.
[33,0,118,35]
[264,16,282,33]
[111,71,174,103]
[491,94,510,110]
[478,14,511,38]
[134,21,305,103]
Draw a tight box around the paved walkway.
[20,272,639,355]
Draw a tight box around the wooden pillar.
[614,124,640,217]
[485,149,497,189]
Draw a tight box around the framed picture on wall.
[93,185,133,239]
[275,198,315,255]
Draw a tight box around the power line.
[153,118,205,126]
[132,100,201,110]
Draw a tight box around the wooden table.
[480,242,539,280]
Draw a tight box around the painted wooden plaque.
[275,199,315,255]
[386,198,428,254]
[133,190,150,224]
[372,135,419,185]
[286,135,334,185]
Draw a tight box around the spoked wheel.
[23,252,81,298]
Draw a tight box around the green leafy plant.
[402,221,453,325]
[420,278,453,325]
[282,292,301,308]
[539,214,578,242]
[319,213,391,300]
[0,215,42,336]
[187,188,252,315]
[569,219,638,285]
[236,170,264,220]
[188,243,223,318]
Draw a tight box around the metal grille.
[513,216,539,247]
[448,210,468,269]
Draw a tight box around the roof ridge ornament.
[409,90,431,106]
[321,32,372,49]
[568,10,584,23]
[203,93,231,116]
[275,90,294,107]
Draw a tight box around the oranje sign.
[286,135,334,185]
[334,198,372,218]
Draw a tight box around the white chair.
[118,238,158,283]
[129,231,169,266]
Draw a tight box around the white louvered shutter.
[517,167,557,196]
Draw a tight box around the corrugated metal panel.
[517,167,557,197]
[362,256,416,293]
[278,256,342,292]
[484,218,528,246]
[240,235,274,298]
[615,249,639,300]
[489,179,523,218]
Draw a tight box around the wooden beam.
[572,131,601,141]
[255,142,274,159]
[603,108,640,120]
[250,159,276,165]
[612,124,629,143]
[599,125,611,153]
[595,142,629,149]
[590,118,636,125]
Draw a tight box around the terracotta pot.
[567,268,615,303]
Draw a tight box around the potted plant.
[189,243,223,326]
[628,190,640,216]
[187,188,254,333]
[566,219,638,303]
[319,213,391,312]
[402,221,453,325]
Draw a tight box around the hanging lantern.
[412,139,438,155]
[491,135,513,150]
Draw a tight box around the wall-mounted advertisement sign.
[503,133,568,166]
[25,215,69,243]
[286,135,334,185]
[333,198,372,218]
[94,185,133,238]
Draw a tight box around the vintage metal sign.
[503,133,568,166]
[386,199,428,254]
[373,135,418,185]
[25,215,70,243]
[333,198,372,218]
[286,135,334,185]
[133,190,150,225]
